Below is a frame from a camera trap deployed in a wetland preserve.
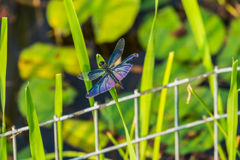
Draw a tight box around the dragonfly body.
[78,38,138,98]
[99,61,124,89]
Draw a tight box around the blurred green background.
[1,0,240,159]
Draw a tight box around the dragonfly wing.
[111,53,138,80]
[108,38,125,68]
[86,73,116,98]
[112,63,133,81]
[121,53,139,64]
[77,69,105,81]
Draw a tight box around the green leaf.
[138,6,225,61]
[47,0,139,44]
[227,60,238,160]
[0,17,8,160]
[140,0,170,11]
[55,74,63,160]
[181,0,214,92]
[106,132,125,158]
[138,7,181,59]
[92,0,139,43]
[100,93,134,136]
[217,18,240,82]
[152,52,174,160]
[187,85,228,137]
[204,117,227,160]
[18,145,32,159]
[62,119,108,152]
[96,54,136,159]
[25,83,46,160]
[63,0,94,106]
[139,0,158,159]
[152,60,205,87]
[18,43,82,79]
[110,88,136,160]
[18,78,77,125]
[46,0,93,36]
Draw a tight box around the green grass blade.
[55,73,63,160]
[187,85,228,138]
[106,131,125,158]
[0,17,8,160]
[217,94,227,131]
[25,83,45,160]
[227,59,238,160]
[152,52,174,160]
[96,54,136,160]
[63,0,94,106]
[181,1,229,155]
[110,88,136,160]
[139,0,158,159]
[181,0,214,93]
[188,84,240,157]
[203,116,227,160]
[124,119,136,160]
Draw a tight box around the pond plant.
[0,0,240,159]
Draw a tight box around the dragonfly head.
[99,61,105,67]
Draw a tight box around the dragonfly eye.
[99,61,105,66]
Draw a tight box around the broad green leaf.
[140,0,158,159]
[152,52,174,160]
[18,145,32,159]
[63,0,94,106]
[138,6,225,61]
[18,43,82,79]
[46,0,93,36]
[92,0,140,43]
[18,78,77,124]
[55,74,63,160]
[96,54,136,159]
[0,17,8,160]
[138,7,181,58]
[25,83,46,160]
[47,0,139,44]
[62,119,108,152]
[227,60,238,160]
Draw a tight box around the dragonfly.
[78,38,139,98]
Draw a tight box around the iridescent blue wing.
[120,53,139,64]
[111,63,132,81]
[86,73,116,98]
[77,69,105,81]
[111,53,139,80]
[108,38,125,68]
